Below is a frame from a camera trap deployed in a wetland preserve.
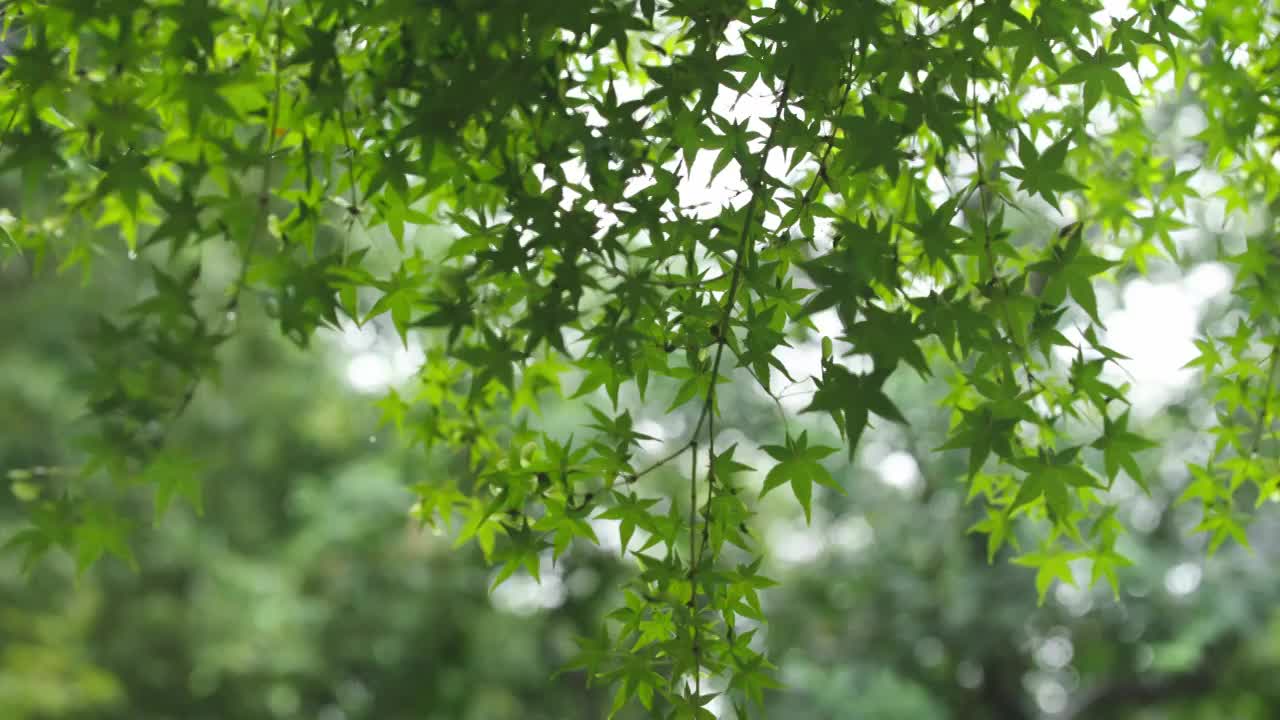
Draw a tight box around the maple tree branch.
[690,67,795,443]
[671,59,796,708]
[689,440,701,698]
[632,439,697,480]
[166,2,284,438]
[1247,342,1280,458]
[745,365,793,437]
[226,2,284,315]
[968,76,1046,399]
[797,72,855,210]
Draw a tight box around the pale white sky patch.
[1088,102,1121,135]
[827,514,874,556]
[877,451,923,496]
[1183,262,1233,305]
[1097,0,1136,22]
[1034,677,1069,715]
[677,150,747,218]
[346,353,392,394]
[391,344,426,379]
[1174,105,1209,138]
[1146,58,1177,95]
[1054,581,1094,617]
[1035,633,1074,670]
[1163,561,1202,596]
[926,167,950,197]
[1169,4,1196,28]
[490,571,568,615]
[768,519,826,566]
[346,346,423,395]
[1129,496,1164,534]
[337,316,377,351]
[589,517,624,554]
[1103,279,1200,412]
[1019,86,1064,116]
[635,418,672,445]
[1094,262,1228,416]
[772,340,824,413]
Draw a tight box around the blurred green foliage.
[0,260,630,719]
[6,252,1280,718]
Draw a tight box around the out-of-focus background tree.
[0,258,626,720]
[5,231,1280,720]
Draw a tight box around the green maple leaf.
[1091,410,1158,491]
[1090,545,1133,599]
[73,503,138,576]
[490,523,551,590]
[1010,449,1101,524]
[1051,49,1138,112]
[1001,131,1087,211]
[145,451,205,521]
[759,431,843,523]
[597,492,661,556]
[1194,505,1252,554]
[904,189,967,273]
[802,362,909,459]
[1013,548,1081,604]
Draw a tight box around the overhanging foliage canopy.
[3,0,1279,715]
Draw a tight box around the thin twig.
[1247,342,1280,458]
[968,74,1044,396]
[688,440,700,698]
[688,68,796,444]
[666,59,796,709]
[795,72,856,212]
[226,2,284,313]
[745,365,792,436]
[632,439,696,480]
[336,101,361,235]
[140,0,283,455]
